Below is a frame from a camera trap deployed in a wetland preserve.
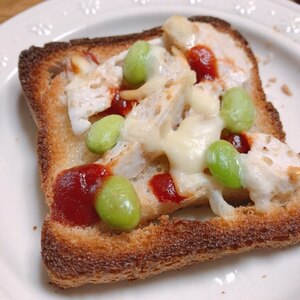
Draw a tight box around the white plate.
[0,0,300,299]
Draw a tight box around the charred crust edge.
[42,202,300,288]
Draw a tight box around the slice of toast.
[18,16,300,289]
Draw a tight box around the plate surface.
[0,0,299,299]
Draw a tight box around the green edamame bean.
[206,140,242,189]
[220,87,255,133]
[86,115,124,154]
[95,175,141,230]
[123,41,150,86]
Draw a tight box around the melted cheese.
[187,85,220,117]
[163,115,223,174]
[208,189,235,217]
[163,16,197,50]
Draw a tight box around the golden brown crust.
[43,197,300,288]
[18,16,290,288]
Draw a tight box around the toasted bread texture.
[18,16,298,289]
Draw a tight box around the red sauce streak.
[186,45,218,83]
[83,50,99,65]
[52,164,111,226]
[149,173,185,204]
[102,88,136,117]
[221,130,251,153]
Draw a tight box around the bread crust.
[42,195,300,288]
[18,16,293,288]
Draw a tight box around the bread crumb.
[33,226,37,231]
[281,84,293,96]
[273,25,280,33]
[48,281,63,291]
[264,42,273,49]
[262,52,274,65]
[265,77,277,89]
[262,274,267,278]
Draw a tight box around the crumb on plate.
[262,52,274,65]
[281,84,293,96]
[264,41,273,49]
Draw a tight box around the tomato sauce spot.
[52,164,111,226]
[186,45,218,83]
[149,173,185,204]
[221,130,251,153]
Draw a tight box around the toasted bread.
[18,16,300,289]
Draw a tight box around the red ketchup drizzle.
[103,89,136,117]
[52,164,111,226]
[186,45,218,83]
[83,50,99,65]
[149,173,185,204]
[221,131,251,154]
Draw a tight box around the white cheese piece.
[208,189,235,217]
[187,85,220,117]
[163,115,223,174]
[147,45,170,77]
[163,15,197,49]
[65,51,126,135]
[241,133,300,211]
